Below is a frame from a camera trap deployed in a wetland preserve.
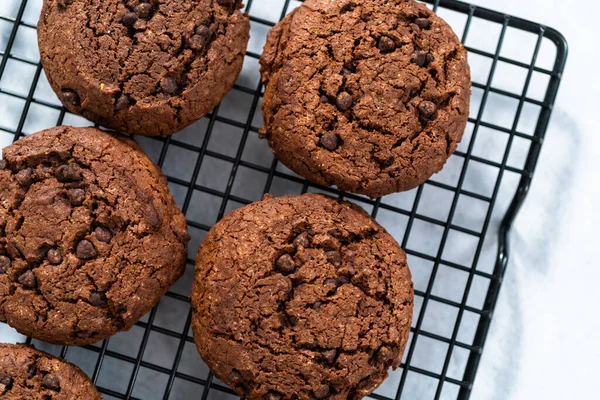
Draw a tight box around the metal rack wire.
[0,0,567,399]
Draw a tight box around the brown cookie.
[260,0,471,198]
[191,194,413,399]
[0,343,102,399]
[0,126,190,345]
[38,0,250,136]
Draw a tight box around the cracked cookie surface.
[260,0,470,198]
[191,194,413,399]
[38,0,250,136]
[0,343,101,399]
[0,126,190,345]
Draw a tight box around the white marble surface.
[0,0,598,399]
[467,1,600,399]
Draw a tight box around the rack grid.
[0,0,567,399]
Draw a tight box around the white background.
[467,1,600,399]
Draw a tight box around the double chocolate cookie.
[0,126,189,345]
[38,0,250,135]
[260,0,471,198]
[191,194,413,399]
[0,343,102,399]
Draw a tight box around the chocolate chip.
[18,270,37,288]
[325,251,342,267]
[320,94,329,104]
[313,384,330,399]
[42,374,61,391]
[265,393,282,400]
[340,3,356,14]
[61,89,80,106]
[0,160,7,170]
[410,51,428,67]
[325,276,349,295]
[217,0,236,6]
[324,278,338,286]
[116,94,131,110]
[324,277,339,295]
[76,240,97,260]
[196,24,210,36]
[56,163,82,182]
[411,51,435,67]
[190,24,210,51]
[320,133,339,151]
[120,12,138,28]
[293,232,310,248]
[189,34,208,51]
[336,91,353,111]
[16,168,33,187]
[134,2,153,19]
[95,227,112,243]
[0,256,10,274]
[418,100,437,118]
[276,254,296,274]
[67,188,85,206]
[47,248,63,265]
[378,36,396,53]
[415,18,431,29]
[228,370,244,386]
[76,331,96,339]
[160,76,179,94]
[285,313,298,326]
[312,301,322,310]
[89,291,107,306]
[0,375,12,390]
[57,0,74,8]
[27,365,36,376]
[342,67,354,75]
[144,204,161,231]
[322,349,337,364]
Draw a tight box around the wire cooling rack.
[0,0,567,399]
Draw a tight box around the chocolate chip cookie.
[191,194,413,399]
[38,0,250,136]
[0,343,102,399]
[260,0,471,198]
[0,126,189,345]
